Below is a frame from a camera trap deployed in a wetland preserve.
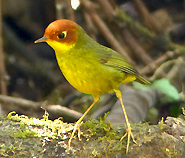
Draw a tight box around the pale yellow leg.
[68,95,100,148]
[114,89,136,154]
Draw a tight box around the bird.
[35,19,150,153]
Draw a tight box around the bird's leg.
[114,89,136,154]
[68,95,100,148]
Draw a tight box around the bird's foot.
[120,123,137,154]
[68,121,82,149]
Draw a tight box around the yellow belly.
[56,54,136,96]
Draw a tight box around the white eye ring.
[57,31,67,39]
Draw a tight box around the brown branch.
[66,0,75,21]
[55,0,64,19]
[115,8,156,41]
[167,57,184,81]
[45,105,85,122]
[0,94,84,122]
[96,0,133,58]
[0,0,7,95]
[0,95,43,116]
[121,29,153,65]
[82,9,97,40]
[114,6,185,57]
[149,58,183,81]
[96,0,116,21]
[95,0,153,65]
[140,50,181,75]
[132,0,162,33]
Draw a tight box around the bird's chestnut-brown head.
[35,19,80,52]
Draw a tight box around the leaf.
[133,78,180,101]
[151,78,180,101]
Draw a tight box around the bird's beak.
[34,36,48,43]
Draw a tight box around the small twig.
[115,4,185,57]
[0,94,84,122]
[45,105,84,122]
[167,57,184,81]
[96,0,133,58]
[96,0,116,21]
[66,0,75,21]
[121,29,153,65]
[0,0,7,95]
[0,95,43,116]
[97,0,153,65]
[132,0,162,33]
[115,9,156,40]
[82,9,97,40]
[149,58,184,81]
[140,50,180,75]
[55,0,64,19]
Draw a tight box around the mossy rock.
[0,112,184,157]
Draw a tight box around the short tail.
[136,75,150,85]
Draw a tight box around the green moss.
[7,111,21,121]
[41,109,49,121]
[13,129,37,138]
[164,147,178,158]
[182,107,185,116]
[0,140,25,157]
[6,111,74,140]
[83,112,117,139]
[158,118,169,130]
[2,111,185,157]
[92,149,101,157]
[80,113,127,157]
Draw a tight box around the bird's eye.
[57,31,67,39]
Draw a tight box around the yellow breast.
[55,52,131,96]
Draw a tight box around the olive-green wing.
[97,46,150,85]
